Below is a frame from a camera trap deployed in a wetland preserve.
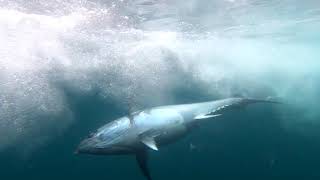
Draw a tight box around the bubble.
[0,0,320,153]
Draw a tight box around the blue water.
[1,0,320,179]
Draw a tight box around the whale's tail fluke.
[242,97,282,105]
[195,97,282,120]
[213,97,282,114]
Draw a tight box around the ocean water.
[0,0,320,179]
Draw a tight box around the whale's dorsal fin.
[136,150,153,180]
[141,137,159,151]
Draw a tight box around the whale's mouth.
[75,139,134,155]
[76,146,134,155]
[75,138,93,154]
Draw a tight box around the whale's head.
[75,117,136,155]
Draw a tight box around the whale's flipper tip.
[141,137,159,151]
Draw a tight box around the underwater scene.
[0,0,320,179]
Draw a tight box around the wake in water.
[0,0,320,154]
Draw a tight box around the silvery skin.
[76,97,279,180]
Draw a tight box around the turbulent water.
[0,0,320,179]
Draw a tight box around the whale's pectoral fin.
[136,150,153,180]
[141,137,159,151]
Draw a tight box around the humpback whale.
[76,97,279,180]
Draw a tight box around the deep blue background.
[1,90,320,180]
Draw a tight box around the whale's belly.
[135,108,189,147]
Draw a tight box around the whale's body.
[76,97,279,180]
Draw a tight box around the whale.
[76,97,280,180]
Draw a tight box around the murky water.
[0,0,320,179]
